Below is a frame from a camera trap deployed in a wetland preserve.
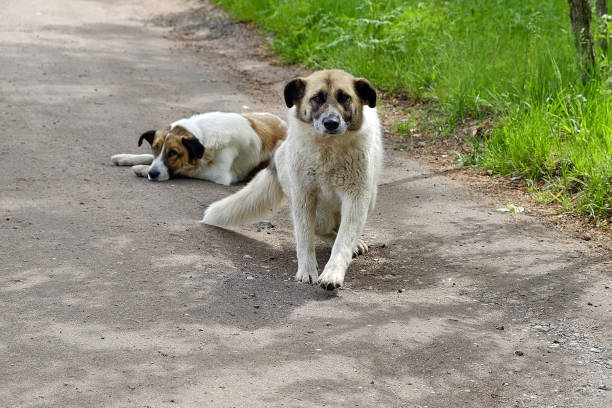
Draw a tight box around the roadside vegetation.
[217,0,611,224]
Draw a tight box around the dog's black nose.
[148,169,160,179]
[323,117,340,131]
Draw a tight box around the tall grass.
[218,0,611,221]
[481,85,611,217]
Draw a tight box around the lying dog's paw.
[295,267,318,284]
[132,165,149,178]
[111,154,154,166]
[318,263,345,290]
[111,154,134,166]
[352,239,369,258]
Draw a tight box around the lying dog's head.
[283,69,376,135]
[138,126,204,181]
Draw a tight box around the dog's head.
[138,126,204,181]
[283,69,376,135]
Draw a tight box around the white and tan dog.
[111,112,286,185]
[203,70,382,290]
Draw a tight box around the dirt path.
[1,1,610,407]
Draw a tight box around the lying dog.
[203,69,382,290]
[111,112,286,185]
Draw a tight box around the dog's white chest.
[309,143,367,190]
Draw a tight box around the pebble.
[246,276,255,280]
[253,221,274,229]
[598,385,609,391]
[514,351,524,356]
[398,288,404,293]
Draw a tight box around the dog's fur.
[203,70,383,290]
[111,112,286,185]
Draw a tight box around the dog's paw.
[352,239,369,258]
[111,154,132,166]
[317,264,345,290]
[111,154,153,166]
[132,165,149,177]
[295,267,318,284]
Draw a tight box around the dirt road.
[1,1,610,407]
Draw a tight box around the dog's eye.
[167,150,178,158]
[311,93,325,104]
[153,145,161,154]
[337,91,350,104]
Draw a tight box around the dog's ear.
[138,130,156,147]
[182,137,205,160]
[283,78,306,108]
[354,78,376,108]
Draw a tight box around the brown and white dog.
[111,112,286,185]
[203,70,383,290]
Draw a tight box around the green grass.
[481,84,612,217]
[217,0,611,222]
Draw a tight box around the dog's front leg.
[291,190,318,283]
[111,154,154,166]
[131,164,149,177]
[318,194,369,290]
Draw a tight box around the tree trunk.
[596,0,608,16]
[596,0,608,53]
[568,0,595,81]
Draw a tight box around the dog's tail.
[202,167,285,227]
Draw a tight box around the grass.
[216,0,612,223]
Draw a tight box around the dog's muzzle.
[314,105,348,135]
[323,117,340,131]
[148,168,161,181]
[147,157,170,181]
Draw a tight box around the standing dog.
[203,70,382,290]
[111,112,286,185]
